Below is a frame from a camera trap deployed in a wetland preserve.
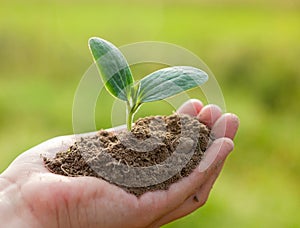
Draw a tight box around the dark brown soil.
[44,114,211,197]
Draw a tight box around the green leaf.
[88,37,134,101]
[138,66,208,102]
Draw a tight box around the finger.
[211,113,239,140]
[143,137,234,223]
[194,158,225,206]
[177,99,203,117]
[197,104,223,128]
[198,137,234,173]
[154,159,226,227]
[149,138,233,226]
[182,137,233,196]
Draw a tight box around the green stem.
[126,102,133,131]
[127,109,133,131]
[126,101,141,131]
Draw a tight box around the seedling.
[88,37,208,130]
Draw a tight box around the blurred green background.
[1,0,299,227]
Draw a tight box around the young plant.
[88,37,208,130]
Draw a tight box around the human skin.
[0,99,239,228]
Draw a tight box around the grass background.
[0,0,299,227]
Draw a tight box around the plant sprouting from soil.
[88,37,208,130]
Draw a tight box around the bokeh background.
[1,0,299,227]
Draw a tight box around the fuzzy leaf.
[88,37,134,101]
[138,66,208,102]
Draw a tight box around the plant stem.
[127,111,133,131]
[126,103,133,131]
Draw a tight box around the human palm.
[0,99,239,228]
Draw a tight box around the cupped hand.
[0,99,239,228]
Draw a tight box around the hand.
[0,99,239,228]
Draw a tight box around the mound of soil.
[44,114,211,197]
